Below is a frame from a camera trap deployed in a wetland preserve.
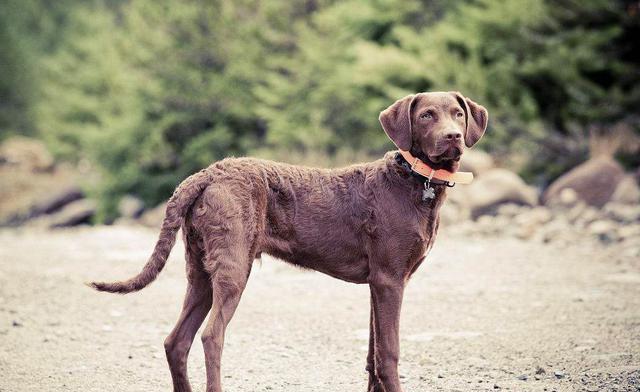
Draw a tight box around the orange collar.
[398,150,474,185]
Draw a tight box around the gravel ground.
[0,226,638,392]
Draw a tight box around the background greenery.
[1,0,639,221]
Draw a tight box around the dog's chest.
[402,193,444,275]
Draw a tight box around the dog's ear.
[379,94,418,151]
[451,92,488,148]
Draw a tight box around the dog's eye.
[421,112,433,120]
[455,111,464,118]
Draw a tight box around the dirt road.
[0,226,638,391]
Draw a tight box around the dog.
[90,91,488,392]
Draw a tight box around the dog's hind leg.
[164,237,213,392]
[201,244,253,392]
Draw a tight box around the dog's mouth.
[428,146,462,163]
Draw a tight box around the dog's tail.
[88,169,212,294]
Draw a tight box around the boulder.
[610,175,640,205]
[50,199,96,228]
[0,138,80,225]
[138,202,167,228]
[2,186,84,226]
[0,136,54,172]
[552,188,580,209]
[459,149,495,176]
[588,219,619,244]
[28,199,97,228]
[617,224,640,242]
[543,157,625,208]
[572,205,601,228]
[30,187,85,216]
[439,200,471,227]
[494,203,528,218]
[603,203,640,223]
[465,168,539,219]
[118,195,145,219]
[510,206,552,240]
[514,207,552,226]
[539,215,573,244]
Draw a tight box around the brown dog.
[90,91,488,392]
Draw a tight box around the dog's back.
[191,156,384,283]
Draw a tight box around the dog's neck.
[389,152,450,209]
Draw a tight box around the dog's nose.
[445,131,462,140]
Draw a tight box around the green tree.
[0,0,85,138]
[18,0,639,221]
[257,0,461,156]
[37,0,329,220]
[413,0,640,179]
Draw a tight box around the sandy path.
[0,226,638,391]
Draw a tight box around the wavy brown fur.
[87,92,489,392]
[88,169,213,293]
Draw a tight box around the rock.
[565,201,588,223]
[543,157,626,208]
[556,200,602,227]
[554,370,565,379]
[45,199,97,228]
[511,207,553,240]
[117,195,145,219]
[31,187,85,216]
[439,202,459,226]
[514,207,552,226]
[554,188,580,209]
[517,374,528,381]
[617,224,640,242]
[138,202,167,228]
[610,175,640,205]
[535,366,546,375]
[444,187,472,224]
[495,203,524,218]
[603,203,640,223]
[588,220,619,243]
[0,136,54,172]
[475,215,498,235]
[460,149,494,176]
[573,206,601,228]
[466,169,539,219]
[3,186,84,226]
[539,216,574,245]
[589,220,617,235]
[113,217,139,226]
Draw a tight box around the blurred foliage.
[0,0,638,221]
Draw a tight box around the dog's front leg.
[366,302,383,391]
[369,275,405,392]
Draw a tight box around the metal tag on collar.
[422,170,436,201]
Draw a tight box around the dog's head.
[379,91,488,172]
